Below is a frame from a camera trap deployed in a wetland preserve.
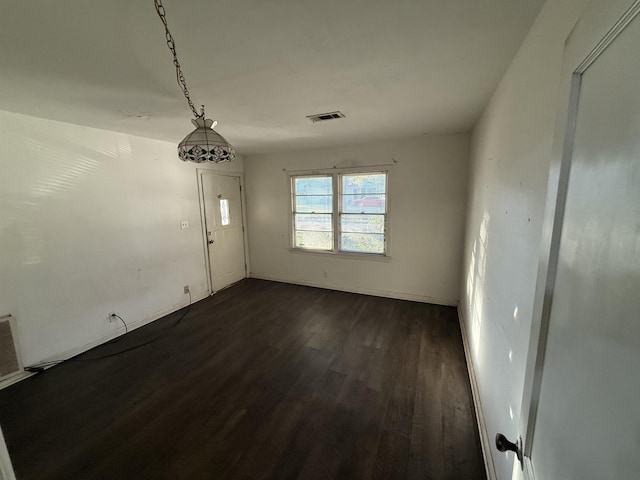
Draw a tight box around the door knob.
[495,433,523,469]
[208,239,214,244]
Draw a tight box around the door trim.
[197,170,249,294]
[518,2,640,478]
[0,424,16,480]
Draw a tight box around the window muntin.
[291,171,387,255]
[292,175,333,250]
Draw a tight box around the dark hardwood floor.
[0,279,486,480]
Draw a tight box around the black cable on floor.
[24,291,192,373]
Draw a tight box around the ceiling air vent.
[306,111,346,123]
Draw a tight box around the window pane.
[295,214,332,232]
[220,199,230,226]
[295,231,332,250]
[342,173,386,195]
[295,195,332,213]
[341,214,384,234]
[295,176,332,195]
[342,194,386,214]
[340,233,385,254]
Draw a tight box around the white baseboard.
[457,303,497,480]
[2,290,209,389]
[250,274,457,306]
[112,289,208,337]
[0,371,34,390]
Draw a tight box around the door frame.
[0,424,16,480]
[197,169,250,295]
[518,1,640,478]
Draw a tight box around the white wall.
[244,135,469,305]
[459,0,589,478]
[0,110,243,367]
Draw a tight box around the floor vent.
[0,315,22,380]
[306,111,346,123]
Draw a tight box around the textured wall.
[0,110,243,366]
[245,135,470,305]
[459,0,590,478]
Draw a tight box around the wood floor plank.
[0,279,485,480]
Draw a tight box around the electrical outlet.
[108,311,117,322]
[183,285,190,294]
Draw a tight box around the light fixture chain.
[154,0,202,119]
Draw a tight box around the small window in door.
[220,199,230,226]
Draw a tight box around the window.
[292,175,333,250]
[220,198,230,226]
[291,171,387,254]
[340,173,386,254]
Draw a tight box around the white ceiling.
[0,0,544,155]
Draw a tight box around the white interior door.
[518,3,640,479]
[201,173,246,292]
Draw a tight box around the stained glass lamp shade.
[178,117,236,163]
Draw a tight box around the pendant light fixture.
[154,0,235,163]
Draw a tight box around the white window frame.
[290,169,389,256]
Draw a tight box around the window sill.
[288,248,391,262]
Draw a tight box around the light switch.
[180,220,189,229]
